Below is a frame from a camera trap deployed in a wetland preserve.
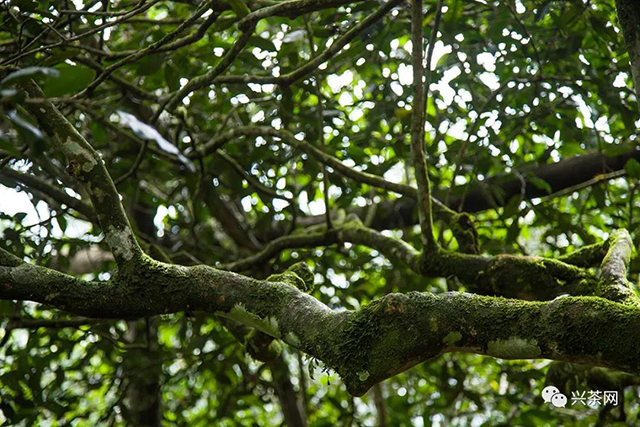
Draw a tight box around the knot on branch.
[267,262,315,293]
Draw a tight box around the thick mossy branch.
[223,215,601,301]
[0,70,144,269]
[557,239,611,268]
[2,251,639,397]
[421,249,599,301]
[599,229,638,305]
[222,216,421,274]
[334,292,640,395]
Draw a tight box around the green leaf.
[503,195,521,218]
[117,111,195,172]
[164,64,181,92]
[135,54,164,76]
[529,177,552,194]
[7,110,45,147]
[56,215,68,233]
[0,136,22,156]
[42,64,95,97]
[506,219,522,244]
[226,0,251,18]
[0,67,59,87]
[624,158,640,179]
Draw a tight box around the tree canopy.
[0,0,639,425]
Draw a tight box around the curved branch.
[0,168,96,222]
[598,229,638,305]
[192,125,478,248]
[557,239,611,268]
[238,0,369,29]
[193,126,418,199]
[222,218,421,273]
[1,248,639,397]
[86,11,222,60]
[191,125,476,252]
[222,230,337,271]
[2,70,144,269]
[280,147,640,239]
[0,0,161,66]
[453,147,640,213]
[223,214,597,302]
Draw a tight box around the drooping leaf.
[6,110,44,145]
[116,111,196,172]
[0,67,59,87]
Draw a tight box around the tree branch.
[2,71,144,269]
[280,147,640,238]
[192,125,448,213]
[598,229,638,305]
[158,0,399,116]
[452,147,640,213]
[557,239,611,268]
[409,0,436,249]
[2,248,639,397]
[81,0,218,95]
[0,168,96,222]
[191,124,482,249]
[223,214,599,302]
[221,216,421,273]
[614,0,640,107]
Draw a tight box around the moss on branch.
[3,247,640,398]
[598,229,638,305]
[419,248,599,301]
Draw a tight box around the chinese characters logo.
[542,385,619,409]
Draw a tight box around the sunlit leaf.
[117,111,196,172]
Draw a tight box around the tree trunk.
[615,0,640,106]
[121,320,162,427]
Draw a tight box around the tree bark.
[2,249,640,397]
[615,0,640,106]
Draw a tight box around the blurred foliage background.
[0,0,639,425]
